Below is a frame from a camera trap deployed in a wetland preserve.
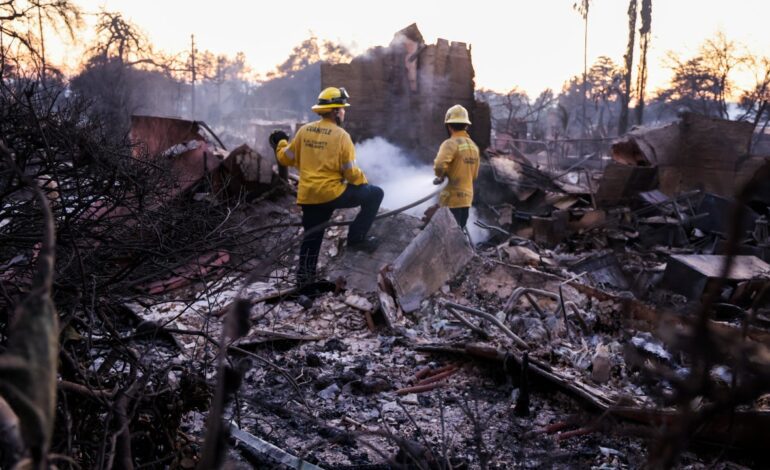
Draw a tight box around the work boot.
[296,272,316,291]
[292,279,337,304]
[347,236,380,253]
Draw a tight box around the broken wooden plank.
[213,287,298,317]
[376,270,404,330]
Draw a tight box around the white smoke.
[355,137,487,243]
[355,137,435,215]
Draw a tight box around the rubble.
[129,115,227,196]
[661,254,770,301]
[25,155,770,467]
[569,251,629,290]
[215,144,276,198]
[595,162,658,207]
[609,112,763,198]
[6,74,770,470]
[532,210,569,248]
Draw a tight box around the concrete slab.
[325,212,423,293]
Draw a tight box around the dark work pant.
[450,207,469,229]
[298,184,384,285]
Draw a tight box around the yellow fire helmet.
[311,87,351,113]
[444,104,472,125]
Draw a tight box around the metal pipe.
[504,287,560,314]
[445,306,490,339]
[442,300,529,350]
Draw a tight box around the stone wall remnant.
[321,24,490,163]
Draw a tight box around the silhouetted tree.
[73,11,180,136]
[618,0,637,135]
[478,87,556,144]
[0,0,81,78]
[268,35,352,79]
[558,56,623,139]
[737,56,770,152]
[249,35,353,122]
[635,0,652,124]
[702,32,747,118]
[90,11,149,65]
[656,33,747,119]
[655,54,722,117]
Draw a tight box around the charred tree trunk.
[748,99,769,154]
[635,0,652,125]
[618,0,637,135]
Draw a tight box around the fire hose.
[242,183,445,287]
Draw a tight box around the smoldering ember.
[2,5,770,469]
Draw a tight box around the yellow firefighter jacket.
[276,119,368,204]
[433,130,480,208]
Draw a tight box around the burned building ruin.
[321,24,491,163]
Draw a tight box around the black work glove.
[269,130,290,150]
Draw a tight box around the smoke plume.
[356,137,487,242]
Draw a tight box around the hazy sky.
[51,0,770,97]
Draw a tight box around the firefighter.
[269,87,384,287]
[432,104,480,229]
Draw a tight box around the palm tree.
[573,0,591,139]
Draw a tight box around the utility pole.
[190,34,196,119]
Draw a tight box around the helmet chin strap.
[333,109,344,127]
